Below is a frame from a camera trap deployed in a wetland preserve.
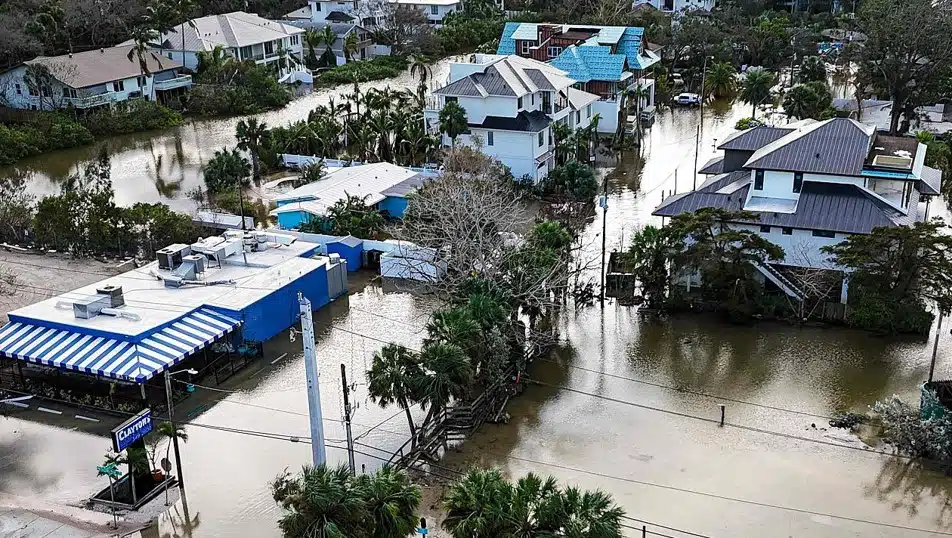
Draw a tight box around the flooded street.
[3,67,952,538]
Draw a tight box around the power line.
[505,454,952,536]
[538,358,835,420]
[621,517,713,538]
[525,378,920,463]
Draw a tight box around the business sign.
[112,408,153,452]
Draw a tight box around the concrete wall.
[734,223,845,269]
[591,99,620,133]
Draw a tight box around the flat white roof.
[274,162,421,214]
[10,238,326,337]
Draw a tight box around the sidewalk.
[0,493,135,538]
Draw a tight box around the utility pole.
[693,125,700,190]
[598,155,607,305]
[673,168,678,194]
[299,292,327,466]
[340,363,356,473]
[929,312,945,383]
[699,54,709,130]
[164,371,187,490]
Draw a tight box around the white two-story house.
[0,46,191,110]
[284,1,377,64]
[389,0,461,26]
[144,12,306,80]
[424,54,600,182]
[654,118,942,301]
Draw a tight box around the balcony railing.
[66,92,116,108]
[424,96,442,111]
[154,75,192,91]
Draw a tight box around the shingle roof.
[153,11,303,53]
[653,179,911,235]
[25,46,182,89]
[717,125,795,151]
[497,24,655,76]
[472,110,551,132]
[498,22,519,55]
[744,118,875,176]
[435,56,573,97]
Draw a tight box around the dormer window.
[754,170,764,191]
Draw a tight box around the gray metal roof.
[654,180,911,235]
[920,165,942,196]
[435,77,484,97]
[473,110,551,132]
[698,156,724,175]
[380,174,428,198]
[745,118,874,176]
[524,69,554,90]
[717,126,793,151]
[478,65,519,96]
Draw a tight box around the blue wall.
[219,263,332,342]
[327,241,362,272]
[277,211,312,230]
[377,196,409,218]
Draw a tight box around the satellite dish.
[160,458,172,473]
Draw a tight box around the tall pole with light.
[164,367,197,490]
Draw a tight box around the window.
[315,1,321,9]
[793,172,803,193]
[265,41,275,55]
[586,104,591,118]
[138,76,147,88]
[487,131,494,146]
[760,225,771,233]
[167,52,173,59]
[575,110,580,123]
[520,41,531,55]
[812,229,835,238]
[782,227,793,235]
[14,83,20,95]
[290,35,300,46]
[239,45,253,59]
[444,96,457,104]
[538,131,544,147]
[430,4,438,14]
[531,94,535,105]
[547,46,563,58]
[517,96,523,109]
[113,80,125,92]
[754,169,764,191]
[61,87,77,98]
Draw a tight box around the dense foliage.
[25,148,197,256]
[315,55,410,86]
[872,389,952,471]
[272,464,422,538]
[83,100,183,136]
[299,194,386,238]
[823,219,952,334]
[442,469,625,538]
[542,161,599,202]
[188,46,292,115]
[782,81,833,120]
[0,115,93,165]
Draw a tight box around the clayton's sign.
[112,408,153,452]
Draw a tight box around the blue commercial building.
[0,231,347,384]
[271,162,433,229]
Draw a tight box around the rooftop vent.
[872,154,913,170]
[156,244,192,270]
[96,285,125,308]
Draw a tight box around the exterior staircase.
[753,261,805,301]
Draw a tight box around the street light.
[164,368,197,490]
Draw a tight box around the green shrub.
[190,61,292,116]
[316,56,410,86]
[0,115,93,165]
[83,100,183,136]
[846,291,934,335]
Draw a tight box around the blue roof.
[552,45,626,82]
[0,308,240,382]
[497,22,519,55]
[616,27,655,70]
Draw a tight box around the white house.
[632,0,716,12]
[389,0,461,26]
[424,54,600,183]
[654,118,942,300]
[141,12,306,79]
[286,0,384,26]
[497,23,660,134]
[0,46,191,110]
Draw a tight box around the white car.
[670,72,684,86]
[675,92,701,106]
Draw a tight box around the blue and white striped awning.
[0,308,240,383]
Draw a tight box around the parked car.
[674,93,701,106]
[639,105,656,124]
[670,72,684,86]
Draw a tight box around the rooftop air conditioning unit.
[156,244,192,270]
[96,285,125,307]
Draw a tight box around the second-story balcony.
[66,92,117,109]
[424,96,443,112]
[154,74,192,91]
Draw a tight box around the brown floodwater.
[2,67,952,538]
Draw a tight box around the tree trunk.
[751,102,757,119]
[889,96,903,135]
[252,152,261,184]
[400,397,417,449]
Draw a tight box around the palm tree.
[319,25,337,67]
[166,0,197,69]
[156,421,188,474]
[271,464,367,538]
[417,342,472,429]
[439,101,468,148]
[303,28,321,68]
[410,56,432,100]
[507,473,562,538]
[442,469,511,538]
[356,466,422,538]
[367,344,424,446]
[343,31,359,63]
[196,45,234,80]
[558,487,625,538]
[703,61,737,99]
[236,118,269,184]
[127,25,162,100]
[739,69,775,119]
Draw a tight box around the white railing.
[66,93,116,108]
[154,75,192,91]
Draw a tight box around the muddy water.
[3,83,952,537]
[0,62,451,211]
